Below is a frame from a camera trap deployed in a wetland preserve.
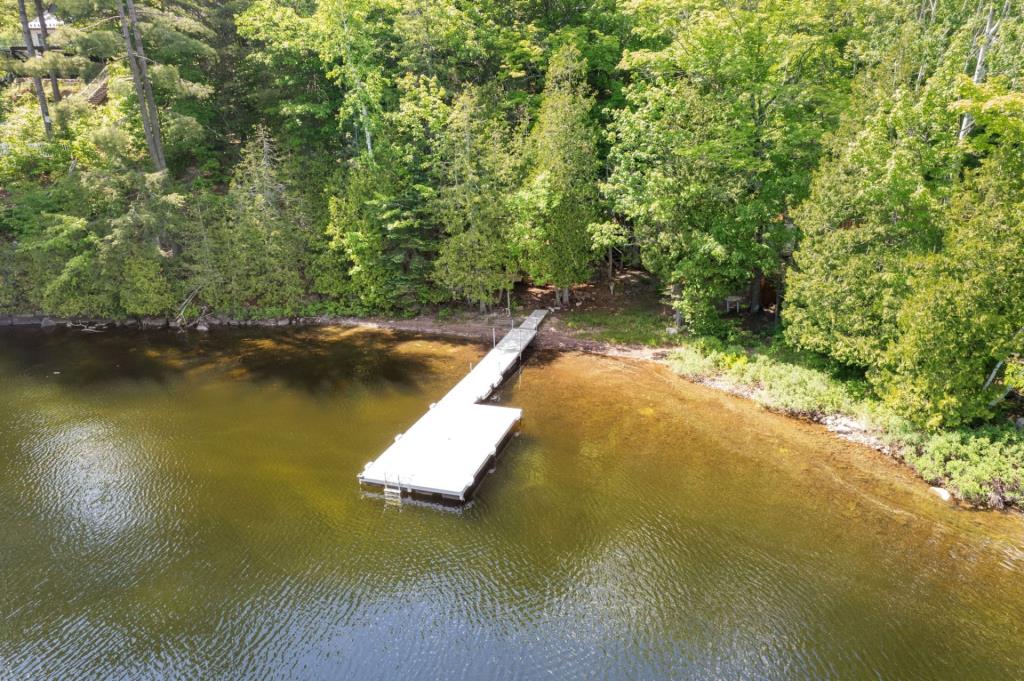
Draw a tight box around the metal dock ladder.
[383,474,403,506]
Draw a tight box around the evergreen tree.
[433,88,524,311]
[876,80,1024,428]
[516,43,599,306]
[323,76,449,311]
[199,126,309,316]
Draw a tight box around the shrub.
[911,428,1024,508]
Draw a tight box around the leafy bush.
[669,335,859,417]
[910,428,1024,508]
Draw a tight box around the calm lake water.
[1,326,1023,680]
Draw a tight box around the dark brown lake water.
[1,326,1023,680]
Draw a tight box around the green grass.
[563,309,675,346]
[670,335,870,415]
[667,334,1024,509]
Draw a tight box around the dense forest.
[1,2,1022,445]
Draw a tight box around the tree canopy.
[2,0,1023,430]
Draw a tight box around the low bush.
[910,429,1024,508]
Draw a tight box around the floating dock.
[358,309,548,502]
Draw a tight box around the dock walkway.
[358,309,548,501]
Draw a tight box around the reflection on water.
[1,327,1023,679]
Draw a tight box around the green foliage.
[326,163,405,312]
[236,0,343,149]
[0,238,15,310]
[670,334,863,417]
[120,250,175,316]
[785,83,953,368]
[193,127,311,316]
[323,76,450,312]
[515,44,599,291]
[874,87,1024,428]
[607,0,848,333]
[433,88,524,309]
[787,14,1024,428]
[326,152,436,312]
[911,429,1024,508]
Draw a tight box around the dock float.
[358,309,548,502]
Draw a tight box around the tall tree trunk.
[118,1,158,166]
[671,282,682,328]
[359,101,373,157]
[914,0,938,91]
[607,247,616,295]
[774,267,786,329]
[32,0,61,103]
[748,269,762,316]
[338,12,373,158]
[17,0,52,140]
[126,0,165,170]
[118,0,166,171]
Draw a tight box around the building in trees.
[27,10,62,48]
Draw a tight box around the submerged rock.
[929,486,952,503]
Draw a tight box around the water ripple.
[1,330,1022,679]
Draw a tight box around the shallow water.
[1,326,1022,680]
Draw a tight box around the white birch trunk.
[959,4,1004,142]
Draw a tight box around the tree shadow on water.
[0,326,453,397]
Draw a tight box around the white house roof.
[27,12,62,30]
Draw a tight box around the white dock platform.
[436,327,536,408]
[357,403,522,499]
[358,309,548,501]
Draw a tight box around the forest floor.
[337,269,682,357]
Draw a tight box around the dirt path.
[325,311,668,360]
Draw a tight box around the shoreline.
[0,310,1011,511]
[0,311,655,355]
